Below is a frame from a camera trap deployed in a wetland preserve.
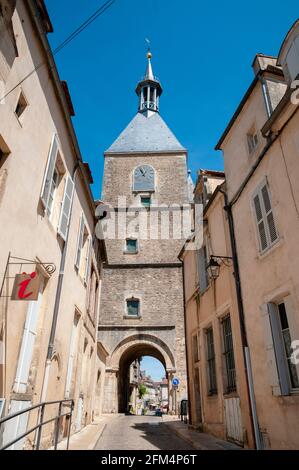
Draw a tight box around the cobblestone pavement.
[95,415,194,450]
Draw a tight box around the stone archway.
[102,334,176,414]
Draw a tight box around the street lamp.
[206,255,233,281]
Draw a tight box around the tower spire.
[135,45,163,115]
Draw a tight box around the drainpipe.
[40,163,80,403]
[220,188,262,450]
[178,255,193,426]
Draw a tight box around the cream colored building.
[215,20,299,449]
[0,1,106,449]
[179,170,255,448]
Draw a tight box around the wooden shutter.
[253,183,278,252]
[84,237,92,284]
[13,281,44,394]
[198,247,208,293]
[268,302,290,395]
[253,193,268,251]
[260,303,281,395]
[65,316,79,398]
[2,400,31,450]
[75,214,84,269]
[58,176,74,241]
[261,184,278,244]
[41,135,58,208]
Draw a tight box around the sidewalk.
[55,416,109,450]
[162,416,242,450]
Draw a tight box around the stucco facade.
[0,1,106,449]
[216,26,299,449]
[180,171,254,447]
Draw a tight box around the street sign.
[172,378,180,387]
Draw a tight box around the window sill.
[123,251,139,255]
[123,315,142,320]
[257,237,282,260]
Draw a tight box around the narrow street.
[95,415,194,450]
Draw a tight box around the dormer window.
[247,128,259,154]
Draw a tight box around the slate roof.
[105,112,186,154]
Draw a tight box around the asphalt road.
[95,415,193,450]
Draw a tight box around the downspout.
[40,163,80,403]
[178,254,193,426]
[220,188,262,450]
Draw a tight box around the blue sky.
[140,356,165,381]
[45,0,298,199]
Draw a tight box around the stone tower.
[99,50,189,413]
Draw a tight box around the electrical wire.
[0,0,116,102]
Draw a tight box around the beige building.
[0,1,106,449]
[179,170,255,448]
[215,20,299,449]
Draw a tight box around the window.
[253,182,278,253]
[198,246,208,293]
[141,196,151,207]
[222,315,236,393]
[192,333,199,363]
[126,298,140,317]
[247,129,258,154]
[125,239,137,253]
[15,91,28,120]
[206,327,217,395]
[65,312,80,398]
[278,302,299,389]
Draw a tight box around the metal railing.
[0,399,74,450]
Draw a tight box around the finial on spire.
[145,38,152,59]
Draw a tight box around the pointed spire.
[136,44,163,115]
[145,49,154,80]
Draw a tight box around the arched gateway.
[98,50,189,414]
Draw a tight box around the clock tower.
[98,50,190,414]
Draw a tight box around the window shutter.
[65,316,79,398]
[2,400,31,450]
[58,176,74,241]
[75,215,84,269]
[198,247,208,293]
[261,184,278,244]
[41,135,58,208]
[84,237,92,284]
[283,295,299,381]
[260,303,281,395]
[253,193,268,251]
[267,303,290,395]
[14,281,44,394]
[253,183,278,252]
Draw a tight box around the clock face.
[134,165,155,191]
